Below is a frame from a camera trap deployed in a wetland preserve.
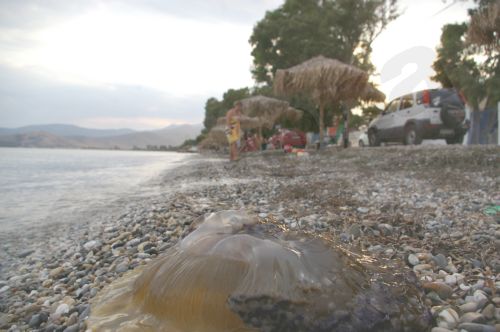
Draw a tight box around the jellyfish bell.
[88,211,431,332]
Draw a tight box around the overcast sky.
[0,0,473,130]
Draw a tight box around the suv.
[368,89,469,146]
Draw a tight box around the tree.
[249,0,397,139]
[249,0,399,84]
[432,0,499,144]
[362,105,383,122]
[202,88,251,132]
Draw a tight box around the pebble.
[83,240,101,251]
[17,249,35,258]
[437,308,460,329]
[460,312,485,324]
[457,322,496,332]
[357,207,369,213]
[408,254,420,266]
[423,282,453,300]
[432,254,448,268]
[460,302,478,314]
[0,147,498,331]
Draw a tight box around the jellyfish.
[88,211,431,332]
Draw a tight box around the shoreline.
[1,145,499,331]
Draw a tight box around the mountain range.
[0,124,202,149]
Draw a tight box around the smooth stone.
[0,286,10,294]
[66,312,78,326]
[377,223,393,235]
[115,262,129,273]
[437,308,459,329]
[126,238,140,247]
[18,249,35,258]
[29,312,48,328]
[52,303,70,320]
[423,282,453,300]
[433,254,448,268]
[417,253,433,262]
[414,264,433,273]
[481,304,495,320]
[431,328,453,332]
[0,313,12,328]
[62,324,79,332]
[348,224,361,238]
[457,322,495,332]
[83,240,101,251]
[460,302,478,313]
[444,274,457,286]
[473,290,488,309]
[49,267,65,278]
[138,242,153,252]
[460,312,485,324]
[408,254,420,266]
[461,284,472,291]
[357,207,369,213]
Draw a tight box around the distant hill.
[0,124,203,149]
[0,131,80,148]
[0,124,136,138]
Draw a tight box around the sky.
[0,0,474,130]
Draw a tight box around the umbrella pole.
[343,106,350,148]
[319,102,325,149]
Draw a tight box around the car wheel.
[404,125,422,145]
[359,140,365,148]
[368,130,380,147]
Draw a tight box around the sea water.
[0,148,190,233]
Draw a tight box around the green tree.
[362,105,383,122]
[248,0,397,138]
[249,0,399,84]
[432,0,499,144]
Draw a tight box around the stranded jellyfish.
[88,211,431,331]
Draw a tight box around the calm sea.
[0,148,190,232]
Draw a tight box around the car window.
[385,99,400,113]
[400,94,414,110]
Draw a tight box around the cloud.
[0,64,207,129]
[0,0,284,30]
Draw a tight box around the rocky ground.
[0,145,499,332]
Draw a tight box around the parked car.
[367,89,469,146]
[270,129,306,149]
[358,131,369,147]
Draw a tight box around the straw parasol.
[279,106,304,123]
[359,83,386,104]
[240,95,291,128]
[274,56,370,147]
[239,95,293,146]
[215,115,262,130]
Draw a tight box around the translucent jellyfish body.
[88,211,431,331]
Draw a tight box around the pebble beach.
[1,145,499,332]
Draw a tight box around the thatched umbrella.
[359,83,386,104]
[240,96,290,129]
[239,95,295,148]
[215,115,263,130]
[279,107,304,123]
[274,56,369,147]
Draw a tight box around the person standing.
[226,101,242,161]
